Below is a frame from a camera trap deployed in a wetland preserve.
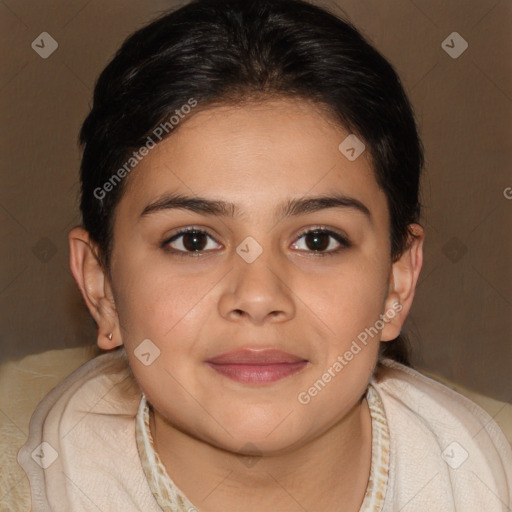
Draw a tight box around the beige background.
[0,0,510,404]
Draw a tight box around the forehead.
[118,98,388,224]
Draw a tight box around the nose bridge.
[219,237,295,323]
[236,244,278,293]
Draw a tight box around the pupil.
[306,231,328,251]
[183,232,205,251]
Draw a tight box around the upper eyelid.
[295,225,348,239]
[293,229,351,251]
[164,226,219,243]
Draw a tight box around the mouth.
[205,349,309,384]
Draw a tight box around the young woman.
[18,0,512,510]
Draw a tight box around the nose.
[218,246,296,326]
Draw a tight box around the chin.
[204,414,309,455]
[221,433,303,458]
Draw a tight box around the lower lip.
[205,362,308,384]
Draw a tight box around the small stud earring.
[107,333,113,340]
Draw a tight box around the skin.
[69,97,424,512]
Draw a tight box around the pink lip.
[205,349,308,384]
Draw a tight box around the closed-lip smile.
[205,348,309,384]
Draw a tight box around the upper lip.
[205,349,307,365]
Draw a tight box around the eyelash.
[294,226,351,256]
[161,226,351,258]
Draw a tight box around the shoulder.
[18,347,140,445]
[16,347,160,511]
[372,358,512,511]
[373,358,511,446]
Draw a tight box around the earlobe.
[68,227,122,350]
[380,224,424,342]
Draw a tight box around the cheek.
[115,270,211,426]
[296,256,387,394]
[112,254,219,342]
[304,255,388,336]
[111,262,225,404]
[293,273,384,423]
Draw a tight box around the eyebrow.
[140,192,372,222]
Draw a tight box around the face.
[107,98,398,454]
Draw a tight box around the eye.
[291,227,351,256]
[162,227,222,256]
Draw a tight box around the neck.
[149,395,372,512]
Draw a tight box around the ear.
[68,226,122,350]
[380,224,424,342]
